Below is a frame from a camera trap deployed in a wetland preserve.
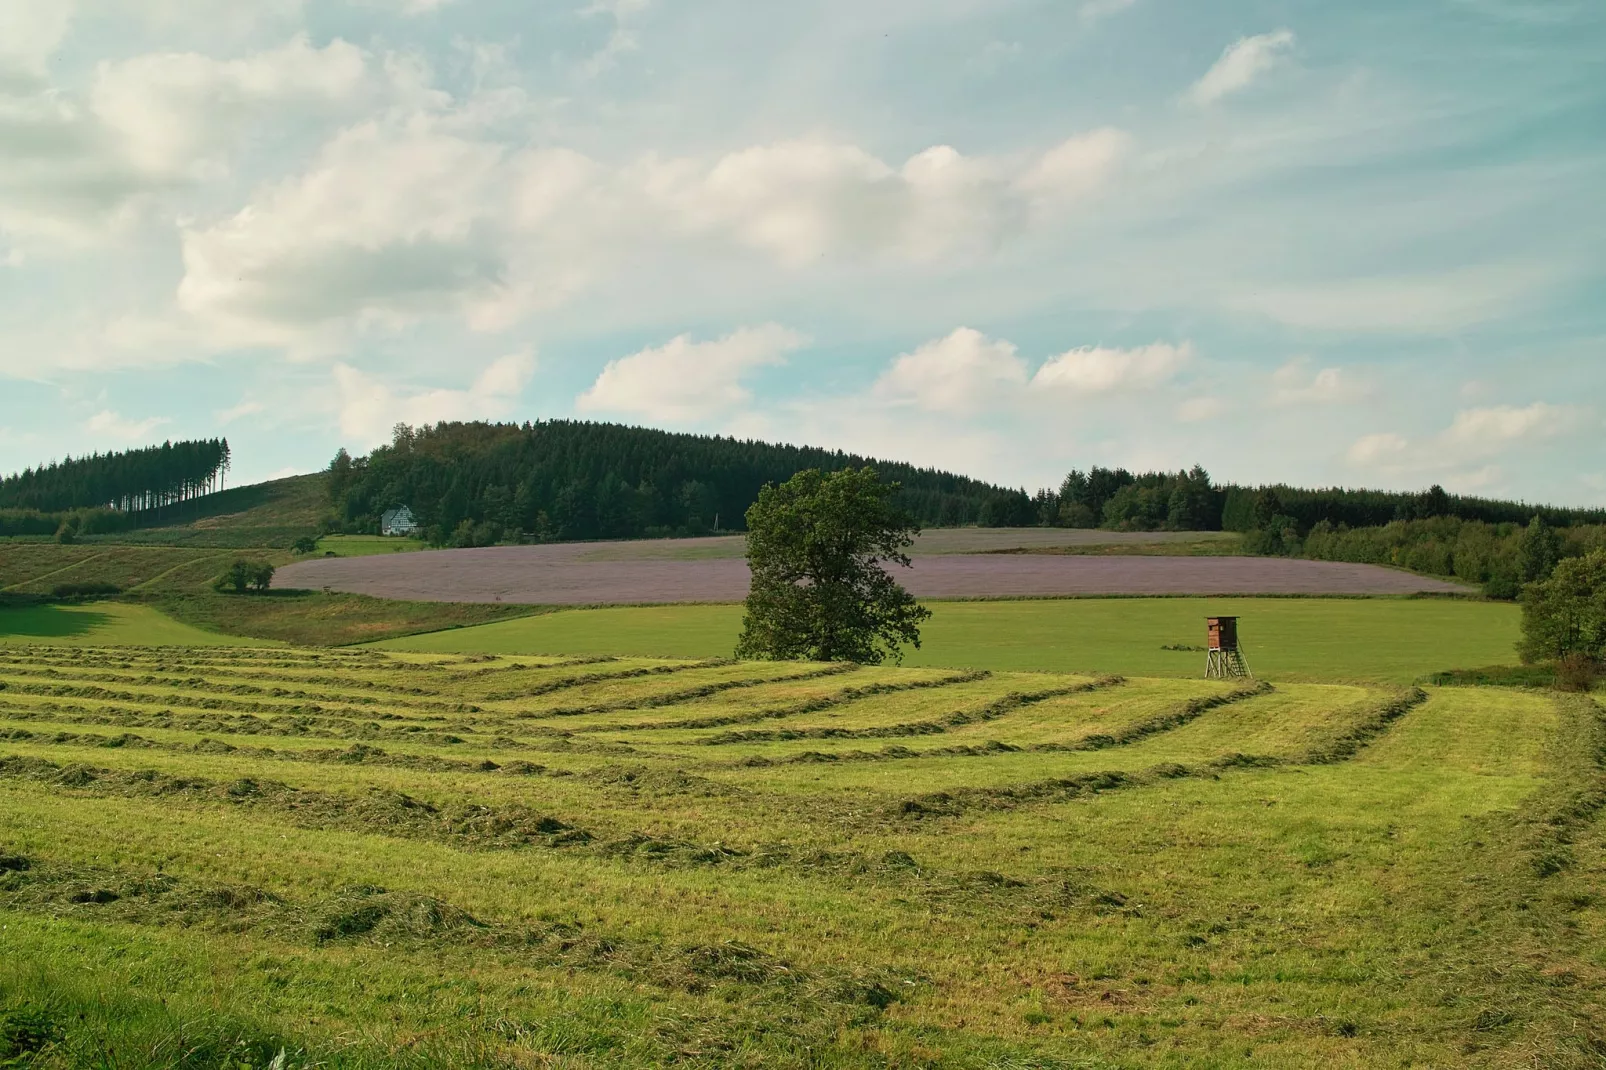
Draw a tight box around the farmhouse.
[380,505,418,536]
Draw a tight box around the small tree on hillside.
[736,467,931,664]
[1519,550,1606,665]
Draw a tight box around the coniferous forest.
[0,439,230,514]
[327,421,1012,544]
[326,421,1606,549]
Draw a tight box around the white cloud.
[86,409,169,441]
[1270,359,1365,405]
[90,36,368,177]
[646,131,1123,266]
[0,1,73,86]
[1184,29,1296,107]
[1032,341,1193,393]
[216,399,264,424]
[177,120,511,348]
[1347,402,1588,477]
[873,328,1028,414]
[335,351,533,446]
[1015,128,1132,207]
[1441,402,1584,449]
[577,324,805,422]
[1346,431,1408,466]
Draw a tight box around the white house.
[380,505,419,536]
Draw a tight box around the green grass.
[0,644,1600,1067]
[313,534,425,557]
[0,602,270,647]
[376,597,1521,683]
[81,473,327,549]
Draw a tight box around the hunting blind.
[1205,616,1252,679]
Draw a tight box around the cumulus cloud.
[577,324,805,422]
[86,409,169,441]
[335,351,534,446]
[0,35,376,242]
[1347,402,1588,476]
[1184,29,1295,107]
[0,0,73,86]
[1032,341,1193,393]
[90,36,368,177]
[873,328,1028,414]
[1015,128,1132,208]
[177,120,512,347]
[171,122,1129,347]
[1270,358,1366,405]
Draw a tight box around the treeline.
[328,421,1012,545]
[0,508,135,540]
[0,439,231,514]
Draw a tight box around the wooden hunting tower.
[1205,616,1252,679]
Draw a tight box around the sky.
[1,0,1602,503]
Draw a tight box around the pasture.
[0,643,1600,1067]
[376,597,1522,683]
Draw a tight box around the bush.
[215,559,276,594]
[1554,653,1600,693]
[50,581,121,599]
[291,535,318,554]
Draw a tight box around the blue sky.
[2,0,1602,502]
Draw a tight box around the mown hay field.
[2,643,1601,1068]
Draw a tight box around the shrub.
[50,581,121,599]
[215,559,276,594]
[1554,653,1600,693]
[291,535,318,554]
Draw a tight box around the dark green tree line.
[0,439,230,514]
[327,421,1010,544]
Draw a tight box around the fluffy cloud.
[871,330,1195,415]
[0,1,72,86]
[172,121,1130,347]
[1347,402,1588,476]
[577,324,805,422]
[1441,402,1585,449]
[177,120,512,347]
[644,132,1126,266]
[1270,359,1365,405]
[873,328,1028,414]
[86,409,169,441]
[90,36,368,176]
[0,35,375,242]
[1184,29,1295,107]
[1032,341,1193,393]
[335,351,533,446]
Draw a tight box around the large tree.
[735,467,931,664]
[1519,550,1606,664]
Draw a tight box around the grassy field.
[315,535,426,557]
[0,643,1599,1068]
[376,597,1521,683]
[0,602,268,646]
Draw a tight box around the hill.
[82,473,328,549]
[328,420,1018,544]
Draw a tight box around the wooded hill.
[328,421,1012,544]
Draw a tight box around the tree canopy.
[1520,550,1606,665]
[735,467,930,665]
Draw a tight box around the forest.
[327,421,1013,544]
[0,439,230,514]
[325,421,1606,548]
